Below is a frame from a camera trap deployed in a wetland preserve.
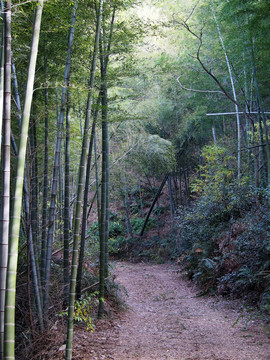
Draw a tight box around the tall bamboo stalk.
[63,84,71,306]
[43,1,78,319]
[98,4,116,317]
[65,1,103,358]
[0,0,4,163]
[76,96,100,299]
[212,8,241,178]
[11,56,44,333]
[4,1,44,358]
[94,132,101,227]
[123,175,132,238]
[40,45,49,287]
[251,54,270,193]
[0,2,10,358]
[98,83,108,318]
[11,56,21,127]
[103,85,109,279]
[167,175,174,229]
[29,116,39,262]
[23,175,44,332]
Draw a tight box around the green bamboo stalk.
[23,174,44,333]
[94,132,101,228]
[212,7,241,178]
[65,1,103,358]
[4,1,44,358]
[11,56,21,127]
[0,2,10,358]
[98,5,115,313]
[0,0,4,164]
[76,96,100,299]
[29,117,40,271]
[63,84,71,306]
[11,56,44,333]
[98,89,106,318]
[40,44,49,287]
[43,0,78,320]
[103,85,109,279]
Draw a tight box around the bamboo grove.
[0,1,137,359]
[0,0,269,359]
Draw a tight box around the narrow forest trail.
[67,262,270,360]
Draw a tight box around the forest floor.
[54,262,270,360]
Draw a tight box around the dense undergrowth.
[176,145,270,313]
[177,188,270,310]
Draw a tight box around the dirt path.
[70,262,270,360]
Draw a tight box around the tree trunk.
[0,4,4,163]
[63,84,71,306]
[11,57,21,127]
[212,124,217,144]
[103,85,110,279]
[94,132,101,229]
[98,4,116,318]
[212,8,241,178]
[29,116,39,263]
[178,171,182,206]
[76,96,100,299]
[98,85,107,318]
[4,2,43,358]
[172,175,178,208]
[140,175,169,238]
[43,1,77,320]
[40,47,49,287]
[0,2,11,357]
[250,49,270,194]
[23,174,44,333]
[65,1,102,358]
[183,169,189,206]
[167,175,174,229]
[123,182,133,238]
[10,51,44,333]
[138,180,144,216]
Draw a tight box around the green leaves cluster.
[60,292,98,332]
[129,134,176,177]
[191,144,249,208]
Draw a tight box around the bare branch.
[178,20,255,124]
[176,76,224,95]
[185,0,201,23]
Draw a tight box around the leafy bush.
[109,221,124,237]
[218,204,270,302]
[88,221,99,237]
[60,292,98,331]
[108,236,133,255]
[153,205,169,216]
[130,216,154,233]
[176,144,270,308]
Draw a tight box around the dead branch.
[185,0,201,23]
[176,76,224,95]
[176,18,255,125]
[81,276,109,294]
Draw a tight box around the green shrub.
[177,193,270,307]
[88,221,99,237]
[59,292,98,331]
[176,145,269,308]
[109,221,124,237]
[130,216,154,233]
[108,236,133,255]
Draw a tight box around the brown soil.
[56,262,270,360]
